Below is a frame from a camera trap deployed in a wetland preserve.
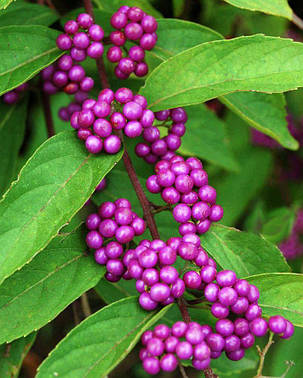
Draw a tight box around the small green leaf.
[0,100,27,197]
[0,333,36,377]
[37,297,171,378]
[179,104,238,171]
[0,2,58,26]
[0,230,104,344]
[0,131,123,285]
[220,92,298,150]
[0,25,62,95]
[201,224,290,277]
[262,207,296,244]
[247,273,303,327]
[140,35,303,111]
[220,0,292,20]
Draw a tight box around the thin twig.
[204,367,218,378]
[178,361,189,378]
[119,135,160,240]
[292,13,303,31]
[255,332,274,377]
[72,301,80,325]
[177,297,191,323]
[80,292,92,318]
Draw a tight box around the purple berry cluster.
[107,6,158,79]
[69,87,155,154]
[56,13,104,61]
[125,239,185,310]
[41,56,94,96]
[279,209,303,259]
[146,155,223,234]
[86,198,146,281]
[140,310,294,375]
[135,108,187,165]
[2,83,28,104]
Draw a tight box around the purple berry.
[85,135,103,153]
[268,316,287,334]
[86,230,103,249]
[142,356,160,375]
[250,318,268,337]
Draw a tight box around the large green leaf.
[220,92,298,150]
[149,18,221,61]
[213,147,273,225]
[0,0,14,10]
[146,20,295,150]
[268,327,303,378]
[0,100,27,197]
[0,25,62,95]
[0,333,36,377]
[221,0,292,20]
[179,104,238,171]
[0,131,123,285]
[140,35,303,111]
[247,273,303,327]
[201,224,290,277]
[94,277,137,304]
[0,1,58,26]
[0,230,104,344]
[211,348,258,377]
[37,297,171,378]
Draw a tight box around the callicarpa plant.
[1,0,303,377]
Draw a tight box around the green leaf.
[94,278,137,304]
[149,18,221,61]
[0,1,58,26]
[93,0,162,18]
[247,273,303,326]
[201,224,290,277]
[179,104,238,171]
[140,35,303,111]
[213,148,273,225]
[261,207,296,244]
[220,0,292,20]
[0,131,123,285]
[37,297,171,378]
[0,333,36,377]
[0,230,104,344]
[211,348,258,377]
[0,25,62,95]
[0,100,27,197]
[268,327,303,378]
[0,0,14,10]
[220,92,298,150]
[146,20,294,150]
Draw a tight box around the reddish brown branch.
[177,297,191,323]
